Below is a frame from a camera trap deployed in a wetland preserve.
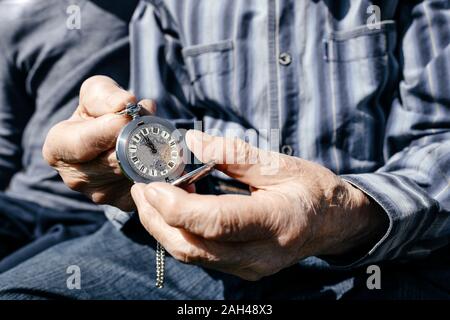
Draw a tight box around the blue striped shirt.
[130,0,450,266]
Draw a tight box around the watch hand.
[141,136,149,145]
[149,144,157,154]
[143,136,158,154]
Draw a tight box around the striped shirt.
[129,0,450,267]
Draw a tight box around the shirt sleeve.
[0,45,34,190]
[336,0,450,267]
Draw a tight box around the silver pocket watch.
[116,103,215,288]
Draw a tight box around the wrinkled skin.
[44,75,387,281]
[132,130,387,281]
[43,76,156,211]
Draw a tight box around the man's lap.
[0,216,449,300]
[0,219,234,299]
[0,193,105,273]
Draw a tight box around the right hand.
[43,76,156,211]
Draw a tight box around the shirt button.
[281,145,294,156]
[279,52,292,66]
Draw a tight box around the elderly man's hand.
[43,76,156,211]
[131,130,387,281]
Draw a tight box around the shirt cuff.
[322,172,438,269]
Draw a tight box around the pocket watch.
[116,103,215,288]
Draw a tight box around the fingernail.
[186,130,215,149]
[185,130,200,144]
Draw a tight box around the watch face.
[116,116,186,183]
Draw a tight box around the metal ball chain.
[117,103,215,289]
[117,103,166,289]
[156,242,166,288]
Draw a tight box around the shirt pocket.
[324,21,396,62]
[182,39,235,113]
[323,21,397,164]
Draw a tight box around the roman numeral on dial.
[161,131,170,140]
[131,156,139,164]
[151,127,160,134]
[129,144,137,153]
[139,165,148,174]
[132,134,141,143]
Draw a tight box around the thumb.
[44,113,128,165]
[185,130,282,187]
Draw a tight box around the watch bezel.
[116,116,186,184]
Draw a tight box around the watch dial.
[126,123,183,180]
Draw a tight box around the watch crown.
[116,103,142,119]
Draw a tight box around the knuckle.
[90,191,109,205]
[184,247,198,264]
[80,75,108,96]
[173,249,192,264]
[162,197,181,225]
[234,138,252,164]
[58,165,90,192]
[205,218,227,240]
[234,137,248,151]
[277,229,301,248]
[203,207,233,240]
[174,246,202,264]
[165,197,179,212]
[96,150,117,168]
[42,122,66,166]
[42,142,56,166]
[105,88,136,111]
[164,214,180,228]
[63,176,88,192]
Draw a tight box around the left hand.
[131,130,387,281]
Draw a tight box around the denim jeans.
[0,212,449,300]
[0,193,105,273]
